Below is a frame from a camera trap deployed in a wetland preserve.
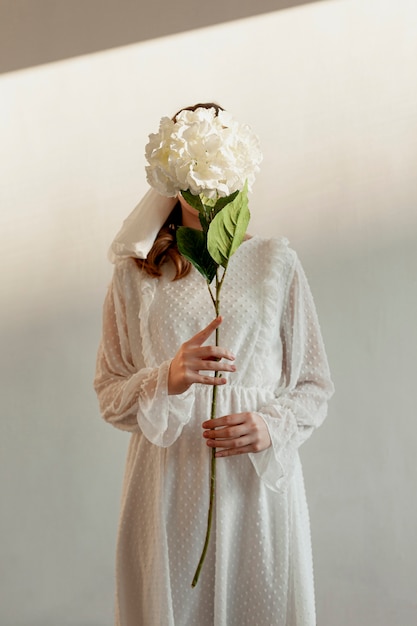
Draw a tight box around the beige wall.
[1,1,416,624]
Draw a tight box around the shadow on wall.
[0,0,327,74]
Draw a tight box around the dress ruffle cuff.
[137,359,195,447]
[248,409,300,493]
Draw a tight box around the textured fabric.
[94,236,334,626]
[109,187,177,262]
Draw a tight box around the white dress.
[94,236,334,626]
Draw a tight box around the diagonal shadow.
[1,0,327,75]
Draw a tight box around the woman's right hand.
[168,316,236,395]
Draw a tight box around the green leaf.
[180,190,211,233]
[207,183,250,269]
[176,226,218,283]
[180,190,205,212]
[212,190,239,217]
[199,212,209,233]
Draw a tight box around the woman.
[94,103,334,626]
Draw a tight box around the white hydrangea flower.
[145,107,263,198]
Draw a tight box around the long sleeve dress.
[94,235,334,626]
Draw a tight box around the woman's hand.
[168,316,236,395]
[202,412,272,457]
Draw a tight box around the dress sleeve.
[93,263,194,445]
[249,256,335,492]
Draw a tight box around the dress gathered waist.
[183,382,277,422]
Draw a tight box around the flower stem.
[191,268,225,587]
[191,443,216,587]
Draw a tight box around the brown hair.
[135,202,190,280]
[172,102,224,122]
[137,102,224,281]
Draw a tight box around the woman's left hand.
[202,412,271,457]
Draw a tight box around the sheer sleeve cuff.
[248,411,300,493]
[137,359,195,447]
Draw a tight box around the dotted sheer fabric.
[94,236,334,626]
